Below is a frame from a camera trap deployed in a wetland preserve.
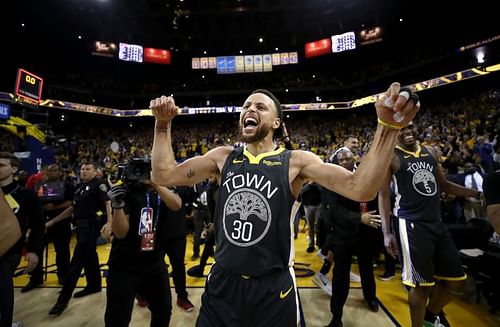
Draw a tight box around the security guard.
[47,162,111,315]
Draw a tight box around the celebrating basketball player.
[150,82,420,326]
[378,122,481,327]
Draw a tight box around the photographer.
[104,166,182,326]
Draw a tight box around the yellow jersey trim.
[402,280,435,288]
[243,146,286,164]
[434,274,467,281]
[396,144,422,158]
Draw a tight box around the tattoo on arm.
[187,169,195,178]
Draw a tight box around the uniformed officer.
[47,162,111,315]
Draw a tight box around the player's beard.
[238,123,271,144]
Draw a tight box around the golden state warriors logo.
[223,188,272,247]
[407,161,437,197]
[412,169,437,196]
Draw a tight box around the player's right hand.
[383,232,398,258]
[150,95,178,122]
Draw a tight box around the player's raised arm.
[293,82,420,202]
[150,95,232,187]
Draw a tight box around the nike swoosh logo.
[232,159,244,164]
[404,155,411,159]
[280,286,293,299]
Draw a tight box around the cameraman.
[104,172,181,326]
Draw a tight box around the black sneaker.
[73,288,101,298]
[21,280,43,293]
[187,265,205,277]
[367,299,379,312]
[379,271,395,281]
[49,302,68,315]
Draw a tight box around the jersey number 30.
[231,220,253,242]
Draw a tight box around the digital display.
[144,47,171,64]
[331,32,356,53]
[358,27,383,45]
[15,69,44,103]
[118,43,143,62]
[304,38,332,58]
[91,41,117,58]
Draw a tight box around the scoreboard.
[15,69,44,103]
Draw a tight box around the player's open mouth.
[243,116,258,133]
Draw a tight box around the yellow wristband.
[377,118,403,130]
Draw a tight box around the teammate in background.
[150,83,420,326]
[379,123,481,327]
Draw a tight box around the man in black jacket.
[105,179,181,326]
[324,148,381,327]
[22,163,75,291]
[0,152,44,327]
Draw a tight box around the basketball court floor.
[12,229,500,326]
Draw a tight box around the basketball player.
[379,122,481,327]
[150,82,420,326]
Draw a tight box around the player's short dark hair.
[251,89,283,121]
[251,89,284,139]
[0,152,20,167]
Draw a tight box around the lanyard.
[146,192,161,231]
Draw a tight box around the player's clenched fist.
[149,95,179,122]
[375,82,420,129]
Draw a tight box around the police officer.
[22,164,75,291]
[0,152,43,327]
[47,162,111,315]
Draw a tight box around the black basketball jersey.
[214,146,298,277]
[393,145,441,221]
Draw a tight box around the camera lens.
[133,166,143,176]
